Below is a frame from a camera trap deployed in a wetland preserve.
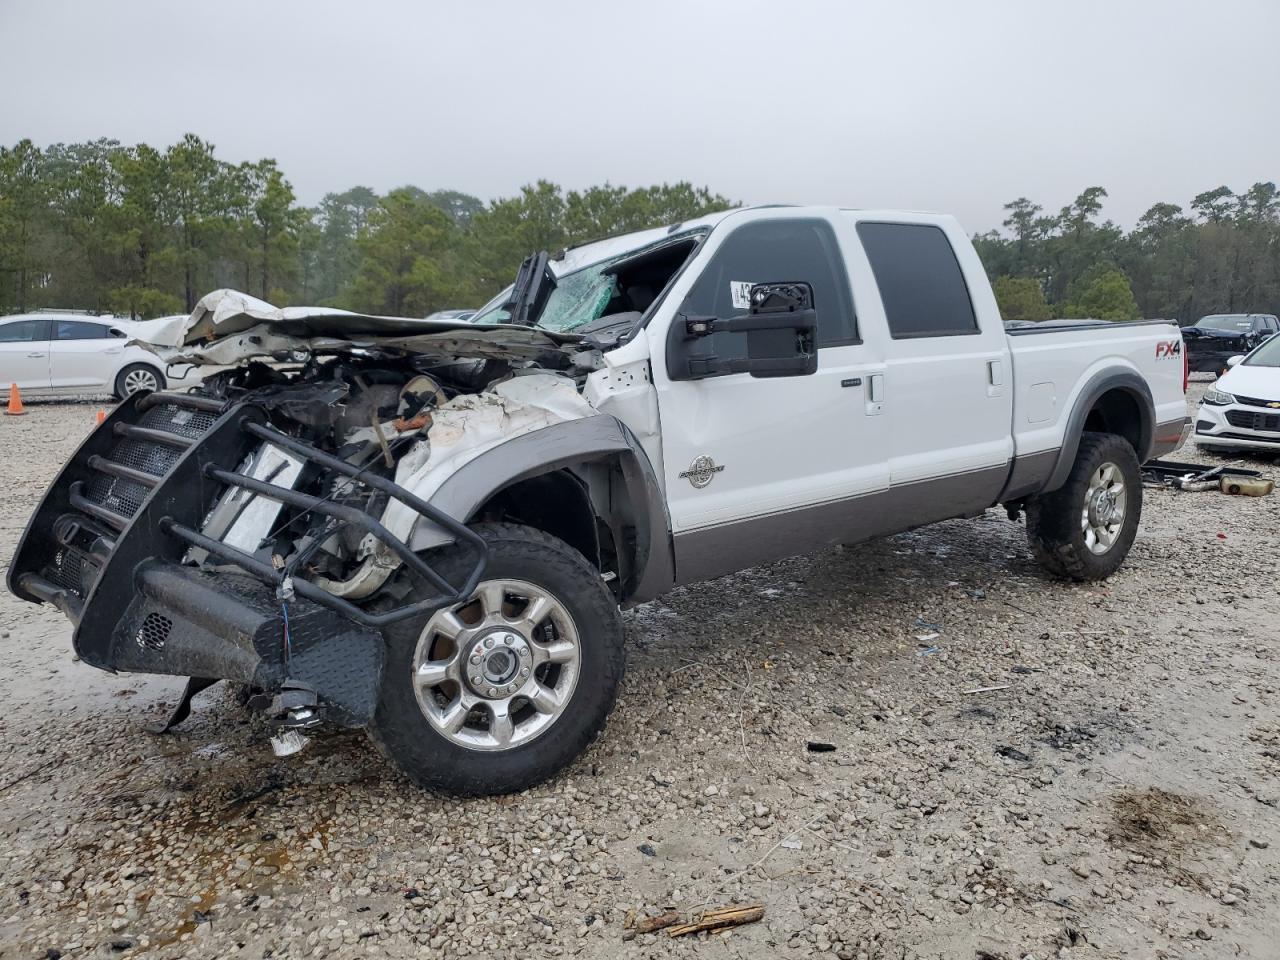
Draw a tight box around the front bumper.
[1194,399,1280,451]
[1188,348,1247,373]
[7,391,484,726]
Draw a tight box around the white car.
[0,312,197,399]
[1194,334,1280,452]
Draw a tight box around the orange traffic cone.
[4,383,26,416]
[96,408,107,425]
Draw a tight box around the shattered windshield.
[471,258,622,333]
[470,231,706,333]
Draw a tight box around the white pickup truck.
[9,206,1189,795]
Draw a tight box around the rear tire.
[115,363,164,399]
[369,523,624,796]
[1026,432,1142,581]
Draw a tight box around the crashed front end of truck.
[6,263,671,767]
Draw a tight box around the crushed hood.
[130,289,580,366]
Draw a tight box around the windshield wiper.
[503,251,557,327]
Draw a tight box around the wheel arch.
[407,415,674,606]
[1043,370,1155,493]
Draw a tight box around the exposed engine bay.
[189,351,598,606]
[6,231,691,778]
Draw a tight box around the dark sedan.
[1182,314,1279,373]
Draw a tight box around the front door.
[0,318,52,393]
[649,215,889,582]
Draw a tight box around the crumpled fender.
[317,374,595,601]
[405,414,674,605]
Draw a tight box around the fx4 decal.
[1155,340,1182,359]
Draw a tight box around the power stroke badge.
[679,455,725,489]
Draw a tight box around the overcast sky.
[2,0,1277,233]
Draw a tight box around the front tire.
[1026,432,1142,581]
[369,523,624,796]
[115,363,164,399]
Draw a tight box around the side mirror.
[1227,355,1244,367]
[667,281,818,381]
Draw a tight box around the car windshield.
[1244,335,1280,367]
[1196,315,1253,331]
[470,257,625,333]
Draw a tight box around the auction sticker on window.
[729,281,755,311]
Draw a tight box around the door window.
[55,320,113,340]
[680,219,858,359]
[857,222,979,338]
[0,319,51,342]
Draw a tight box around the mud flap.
[146,676,220,734]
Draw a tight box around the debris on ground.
[1220,476,1274,496]
[622,910,681,940]
[1142,458,1273,495]
[667,903,765,937]
[996,745,1032,762]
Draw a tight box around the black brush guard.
[8,391,487,726]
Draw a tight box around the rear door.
[853,217,1014,512]
[50,319,123,391]
[649,212,889,580]
[0,318,53,393]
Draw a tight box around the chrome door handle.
[986,359,1005,397]
[865,374,885,416]
[868,374,885,402]
[26,352,46,358]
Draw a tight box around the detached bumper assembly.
[8,392,486,727]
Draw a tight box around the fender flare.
[407,415,674,604]
[1043,369,1155,493]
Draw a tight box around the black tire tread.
[1025,432,1142,582]
[368,522,624,796]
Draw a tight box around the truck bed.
[1007,318,1188,475]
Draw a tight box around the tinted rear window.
[56,320,112,340]
[857,222,978,338]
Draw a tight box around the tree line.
[975,184,1280,323]
[0,135,732,319]
[3,135,1278,325]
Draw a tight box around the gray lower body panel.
[672,463,1011,585]
[997,448,1058,502]
[1149,416,1192,460]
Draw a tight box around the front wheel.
[115,363,164,399]
[1026,432,1142,581]
[369,523,624,796]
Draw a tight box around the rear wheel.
[115,363,163,399]
[369,523,624,796]
[1026,432,1142,581]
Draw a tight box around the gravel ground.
[1,382,1278,960]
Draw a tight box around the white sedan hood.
[1219,362,1280,401]
[129,289,579,366]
